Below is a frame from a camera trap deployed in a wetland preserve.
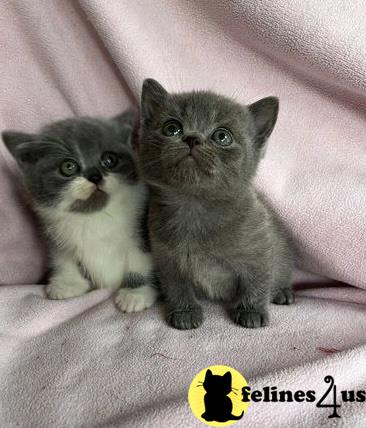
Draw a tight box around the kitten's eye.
[101,152,119,170]
[211,128,233,146]
[60,159,80,177]
[162,120,183,136]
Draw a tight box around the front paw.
[272,288,295,305]
[46,280,89,300]
[233,308,268,328]
[115,285,158,313]
[167,307,203,330]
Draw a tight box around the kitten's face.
[139,79,278,196]
[3,112,138,213]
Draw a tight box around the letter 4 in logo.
[188,365,250,426]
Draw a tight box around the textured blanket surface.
[1,284,366,427]
[1,0,366,426]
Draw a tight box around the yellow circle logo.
[188,365,250,426]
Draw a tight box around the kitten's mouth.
[176,153,198,166]
[165,150,215,184]
[70,188,109,213]
[87,181,109,199]
[92,187,106,195]
[86,186,108,202]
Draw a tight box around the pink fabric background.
[1,1,366,427]
[1,0,366,287]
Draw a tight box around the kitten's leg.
[272,264,294,305]
[165,283,203,330]
[272,287,294,305]
[115,273,158,313]
[159,262,203,330]
[115,249,158,313]
[233,268,270,328]
[46,253,90,300]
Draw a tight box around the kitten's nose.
[182,134,202,149]
[85,168,103,185]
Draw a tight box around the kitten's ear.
[248,97,279,154]
[2,131,45,168]
[223,371,232,383]
[113,107,137,130]
[3,131,38,147]
[112,108,139,150]
[141,78,168,120]
[205,369,213,380]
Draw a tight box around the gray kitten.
[2,110,157,312]
[138,79,293,329]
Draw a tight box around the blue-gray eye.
[162,120,183,136]
[211,128,233,146]
[101,152,119,170]
[60,159,79,177]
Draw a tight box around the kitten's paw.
[115,285,158,313]
[234,308,268,328]
[272,288,295,305]
[167,307,203,330]
[46,280,89,300]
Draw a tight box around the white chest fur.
[41,182,151,290]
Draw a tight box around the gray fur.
[2,110,138,211]
[2,110,155,302]
[138,78,294,330]
[122,272,149,289]
[69,191,109,213]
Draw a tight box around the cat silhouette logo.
[188,365,250,426]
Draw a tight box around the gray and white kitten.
[138,79,293,329]
[3,110,157,312]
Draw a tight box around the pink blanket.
[1,1,366,426]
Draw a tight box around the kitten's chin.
[176,154,197,167]
[69,189,109,213]
[166,154,214,186]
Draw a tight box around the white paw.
[46,280,89,300]
[115,285,158,313]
